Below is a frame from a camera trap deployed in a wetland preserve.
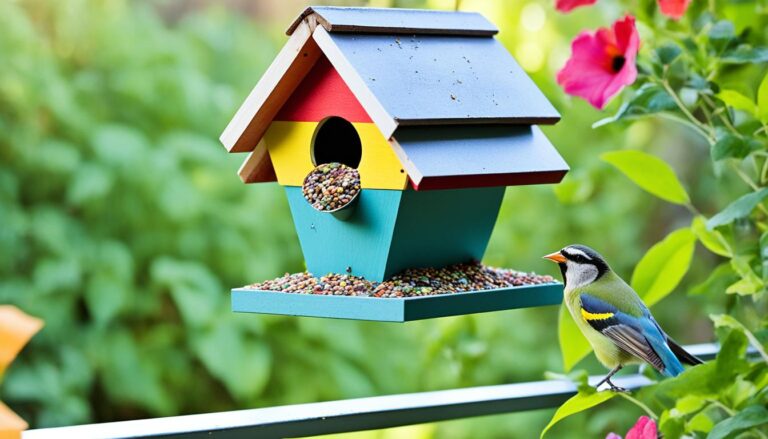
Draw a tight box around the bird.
[543,244,702,391]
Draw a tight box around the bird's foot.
[606,379,628,393]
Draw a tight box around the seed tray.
[231,282,563,322]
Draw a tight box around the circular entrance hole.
[311,116,362,169]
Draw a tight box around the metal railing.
[23,343,722,439]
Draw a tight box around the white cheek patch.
[565,261,599,290]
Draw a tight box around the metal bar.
[23,343,723,439]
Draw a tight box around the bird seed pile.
[244,261,556,298]
[302,162,361,211]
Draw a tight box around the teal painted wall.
[285,187,402,281]
[284,186,505,281]
[384,187,505,279]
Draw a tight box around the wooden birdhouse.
[221,6,569,321]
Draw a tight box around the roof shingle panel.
[392,125,568,190]
[325,33,560,128]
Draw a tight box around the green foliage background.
[0,0,741,437]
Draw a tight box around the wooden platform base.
[231,283,563,322]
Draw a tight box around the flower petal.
[556,16,639,109]
[658,0,691,19]
[625,416,658,439]
[555,0,598,13]
[0,306,43,372]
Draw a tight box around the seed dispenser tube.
[302,162,361,221]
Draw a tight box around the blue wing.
[580,294,684,377]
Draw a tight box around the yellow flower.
[0,401,27,439]
[0,306,43,439]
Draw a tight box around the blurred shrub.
[0,0,723,437]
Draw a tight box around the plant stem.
[741,325,768,363]
[617,392,658,419]
[702,94,740,136]
[731,162,761,191]
[709,400,736,416]
[656,113,713,145]
[762,161,768,185]
[660,80,715,144]
[731,164,768,214]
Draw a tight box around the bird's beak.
[543,252,567,263]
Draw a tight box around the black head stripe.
[561,245,610,280]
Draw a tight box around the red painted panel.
[275,56,372,123]
[410,170,568,191]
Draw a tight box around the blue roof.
[324,32,560,129]
[223,6,567,189]
[393,126,568,190]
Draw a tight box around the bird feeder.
[221,6,569,322]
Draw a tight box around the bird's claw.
[594,383,628,392]
[606,379,628,393]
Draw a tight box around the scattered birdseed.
[302,162,361,212]
[244,261,556,298]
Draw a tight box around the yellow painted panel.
[264,121,315,186]
[264,121,408,190]
[356,123,408,190]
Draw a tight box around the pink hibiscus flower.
[606,416,658,439]
[555,0,597,13]
[556,16,640,110]
[658,0,692,19]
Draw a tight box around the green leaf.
[640,361,719,400]
[686,74,712,92]
[722,376,756,410]
[84,274,128,326]
[687,411,714,433]
[759,232,768,283]
[712,314,768,362]
[714,325,750,384]
[99,332,175,415]
[656,43,682,65]
[66,163,113,206]
[690,262,738,295]
[631,228,696,306]
[692,216,731,257]
[718,90,757,116]
[758,72,768,122]
[721,46,768,64]
[711,133,759,161]
[659,410,685,438]
[192,323,272,402]
[540,390,617,438]
[602,150,690,205]
[708,21,736,53]
[592,84,676,127]
[150,257,222,328]
[675,395,706,415]
[726,257,763,296]
[708,405,768,439]
[707,188,768,229]
[558,304,592,371]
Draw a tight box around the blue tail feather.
[639,319,684,377]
